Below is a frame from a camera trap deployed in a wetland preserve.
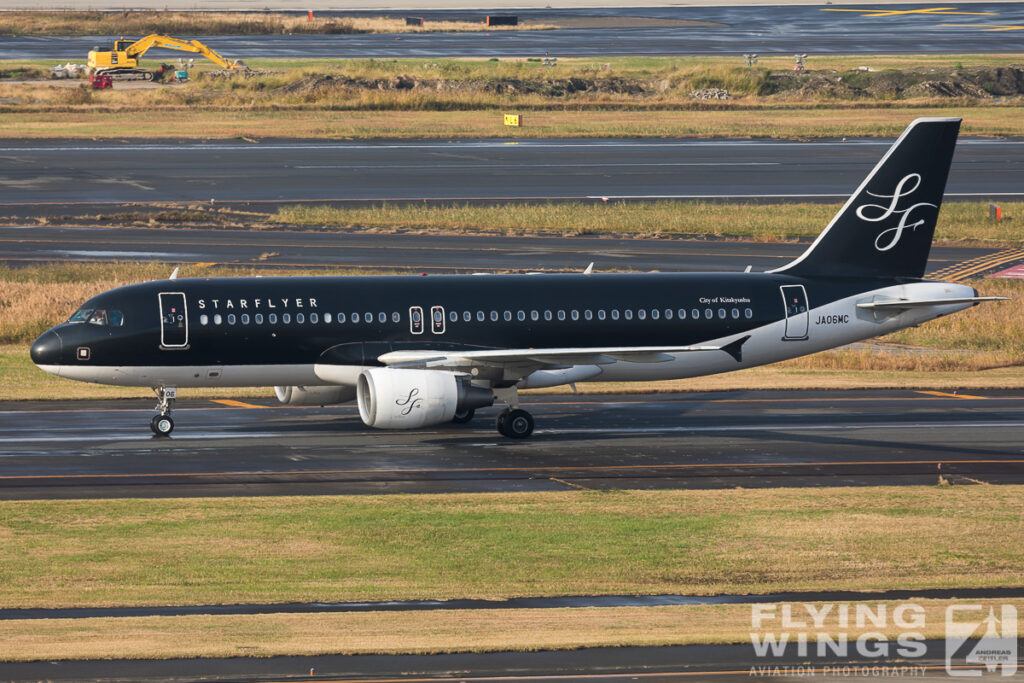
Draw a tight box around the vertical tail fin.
[771,117,961,279]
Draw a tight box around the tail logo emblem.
[856,173,937,252]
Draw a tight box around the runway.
[2,390,1023,500]
[5,4,1024,57]
[0,225,995,274]
[2,138,1024,207]
[1,640,1018,682]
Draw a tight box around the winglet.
[721,335,750,363]
[583,262,594,275]
[169,267,179,280]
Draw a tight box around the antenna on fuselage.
[169,267,179,280]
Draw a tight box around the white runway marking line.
[292,162,781,169]
[537,421,1024,435]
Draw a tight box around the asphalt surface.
[0,225,994,273]
[5,4,1024,57]
[2,641,1018,683]
[2,390,1023,500]
[2,138,1024,207]
[6,587,1024,621]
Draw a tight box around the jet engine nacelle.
[274,385,357,406]
[357,367,493,429]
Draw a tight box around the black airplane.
[30,117,1006,438]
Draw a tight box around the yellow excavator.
[87,34,246,81]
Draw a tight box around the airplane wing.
[856,296,1008,310]
[377,336,750,371]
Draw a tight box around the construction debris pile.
[688,88,731,100]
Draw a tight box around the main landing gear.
[150,386,177,437]
[492,386,534,439]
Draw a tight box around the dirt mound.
[279,74,651,97]
[767,64,1024,100]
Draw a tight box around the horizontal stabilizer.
[856,296,1009,310]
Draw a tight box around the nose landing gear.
[150,386,177,436]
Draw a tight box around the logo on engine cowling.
[396,388,423,415]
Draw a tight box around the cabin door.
[780,285,809,341]
[159,292,189,349]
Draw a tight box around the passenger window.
[364,312,372,323]
[324,313,332,324]
[477,311,485,322]
[228,314,237,325]
[718,308,726,319]
[665,309,673,320]
[379,312,387,324]
[504,310,512,321]
[296,313,305,324]
[449,311,458,323]
[282,313,291,324]
[544,310,552,321]
[585,310,593,321]
[731,308,739,319]
[517,310,525,321]
[557,310,566,321]
[464,311,472,322]
[679,309,687,320]
[392,312,400,323]
[691,308,700,320]
[745,308,753,319]
[490,310,499,321]
[410,306,423,334]
[704,309,712,319]
[242,314,251,324]
[598,310,606,320]
[268,313,277,324]
[351,312,359,324]
[337,313,345,323]
[310,313,318,324]
[611,310,620,320]
[571,310,579,321]
[624,309,633,320]
[200,314,209,326]
[530,310,539,321]
[255,313,264,324]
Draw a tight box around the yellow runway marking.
[210,399,268,409]
[929,248,1024,282]
[822,7,997,16]
[916,390,988,399]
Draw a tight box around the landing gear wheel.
[452,408,475,424]
[497,408,534,439]
[150,414,174,437]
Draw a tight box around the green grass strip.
[1,487,1022,609]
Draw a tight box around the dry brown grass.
[1,599,1018,661]
[1,107,1020,141]
[0,11,549,36]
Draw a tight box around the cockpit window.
[68,308,93,323]
[68,307,124,326]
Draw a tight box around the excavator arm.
[125,35,243,70]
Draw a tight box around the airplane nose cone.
[30,329,62,367]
